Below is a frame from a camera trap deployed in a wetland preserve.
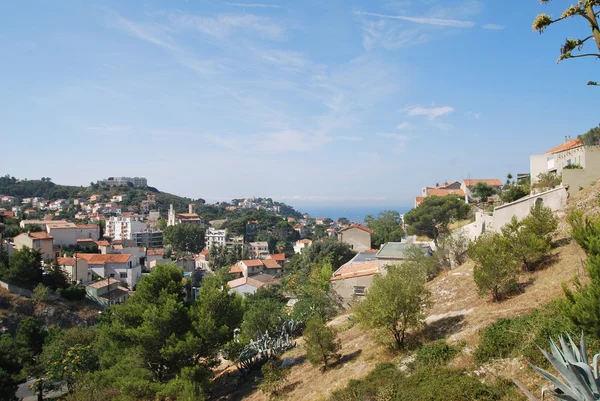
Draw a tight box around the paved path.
[16,379,67,401]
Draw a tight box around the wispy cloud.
[483,24,505,30]
[466,111,481,119]
[378,132,409,152]
[396,122,411,130]
[227,3,281,8]
[168,13,285,39]
[354,10,476,28]
[406,105,454,120]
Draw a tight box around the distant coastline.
[293,205,412,223]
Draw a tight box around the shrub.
[474,300,600,367]
[415,341,458,366]
[32,283,50,302]
[258,359,290,399]
[330,362,402,401]
[304,315,341,371]
[58,285,86,301]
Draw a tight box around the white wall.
[47,227,77,246]
[491,186,567,231]
[530,154,547,184]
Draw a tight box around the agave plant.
[518,333,600,401]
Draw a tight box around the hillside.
[213,182,600,401]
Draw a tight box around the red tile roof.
[545,137,584,154]
[339,223,373,234]
[86,278,121,289]
[57,257,76,265]
[330,261,379,281]
[268,253,285,261]
[26,232,53,240]
[426,188,466,197]
[77,224,98,229]
[297,239,312,244]
[463,179,503,188]
[147,249,165,256]
[229,264,242,274]
[262,259,281,269]
[74,253,131,264]
[95,240,110,247]
[200,250,209,256]
[76,238,95,243]
[227,276,267,289]
[240,259,264,267]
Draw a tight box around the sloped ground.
[213,180,599,401]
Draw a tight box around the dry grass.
[448,219,472,231]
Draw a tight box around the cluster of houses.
[414,178,504,208]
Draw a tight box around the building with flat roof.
[98,177,147,187]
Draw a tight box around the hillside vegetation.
[216,181,600,401]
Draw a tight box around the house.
[530,136,585,185]
[248,241,269,259]
[294,239,312,254]
[89,194,103,202]
[337,224,373,252]
[330,250,380,304]
[293,224,307,237]
[0,195,16,204]
[45,222,99,247]
[13,232,55,261]
[228,264,244,279]
[416,182,466,207]
[227,274,276,297]
[75,253,141,288]
[105,216,147,240]
[147,249,166,265]
[85,278,130,306]
[238,259,265,276]
[375,242,432,271]
[461,179,503,203]
[205,227,228,249]
[246,220,258,237]
[167,204,204,227]
[95,240,112,254]
[266,253,286,268]
[262,258,283,276]
[56,256,90,284]
[176,257,196,272]
[195,250,210,270]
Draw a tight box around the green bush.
[58,285,86,301]
[474,300,600,366]
[32,283,50,302]
[415,341,458,366]
[330,363,518,401]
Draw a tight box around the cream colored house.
[56,256,90,284]
[530,137,585,184]
[293,239,312,254]
[14,232,55,261]
[337,224,372,252]
[248,241,269,259]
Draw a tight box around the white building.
[75,253,141,288]
[106,216,147,240]
[206,227,227,249]
[99,177,147,187]
[248,241,269,259]
[530,137,585,184]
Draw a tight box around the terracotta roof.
[339,223,373,234]
[200,250,209,256]
[74,253,131,264]
[77,224,98,229]
[297,239,312,244]
[463,179,503,188]
[545,137,584,154]
[176,213,200,218]
[86,278,121,289]
[76,238,95,243]
[293,224,304,229]
[95,240,110,247]
[426,188,466,197]
[229,265,243,273]
[415,196,425,203]
[227,276,268,289]
[25,232,53,240]
[268,253,285,261]
[262,259,281,269]
[147,249,165,256]
[57,257,76,265]
[331,260,379,281]
[240,259,264,267]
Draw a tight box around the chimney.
[435,183,439,188]
[188,204,194,214]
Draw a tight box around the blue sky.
[0,0,598,208]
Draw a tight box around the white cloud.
[396,122,411,130]
[466,111,481,119]
[354,10,476,28]
[168,13,285,39]
[483,24,505,30]
[227,3,281,8]
[406,105,454,119]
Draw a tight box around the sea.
[293,205,412,224]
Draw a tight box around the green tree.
[404,195,471,245]
[301,238,354,271]
[534,172,562,191]
[155,218,167,231]
[303,315,341,371]
[163,224,205,254]
[469,232,520,302]
[32,283,51,302]
[240,298,286,340]
[471,182,496,202]
[501,184,529,203]
[501,216,550,271]
[0,247,43,288]
[521,203,558,245]
[355,263,431,349]
[364,210,405,248]
[258,359,291,399]
[579,124,600,146]
[0,334,22,401]
[533,0,600,86]
[562,211,600,337]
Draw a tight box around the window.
[109,273,115,278]
[354,286,366,296]
[120,272,128,279]
[34,240,41,247]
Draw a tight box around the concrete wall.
[563,147,600,197]
[331,274,374,306]
[47,227,77,246]
[229,284,258,297]
[0,280,33,298]
[457,211,493,241]
[491,186,567,232]
[530,154,547,184]
[338,228,371,252]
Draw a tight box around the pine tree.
[303,315,341,371]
